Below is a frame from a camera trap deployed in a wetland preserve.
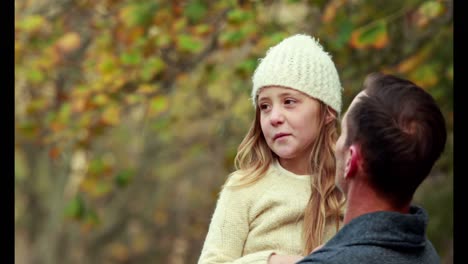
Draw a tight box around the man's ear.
[344,145,360,179]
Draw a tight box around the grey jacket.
[297,205,440,264]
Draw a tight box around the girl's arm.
[198,186,276,264]
[268,254,303,264]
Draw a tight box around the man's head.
[335,72,447,206]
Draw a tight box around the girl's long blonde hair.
[226,100,345,255]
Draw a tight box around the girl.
[198,34,345,264]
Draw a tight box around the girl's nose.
[270,106,285,126]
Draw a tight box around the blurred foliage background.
[15,0,453,263]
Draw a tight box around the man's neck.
[343,182,410,225]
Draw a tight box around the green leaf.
[151,116,170,131]
[236,58,257,77]
[141,57,166,81]
[220,31,246,45]
[335,20,353,49]
[99,56,117,74]
[177,34,203,53]
[120,51,142,65]
[269,33,288,45]
[84,208,101,226]
[152,117,173,142]
[149,96,169,116]
[227,9,252,24]
[122,3,158,27]
[27,99,47,113]
[125,94,144,105]
[64,195,86,220]
[194,24,211,35]
[17,15,45,32]
[17,121,38,139]
[115,169,135,188]
[93,94,109,106]
[78,112,92,127]
[446,64,453,80]
[26,69,45,84]
[58,103,71,122]
[358,20,386,45]
[419,1,444,18]
[155,34,171,48]
[184,1,207,23]
[88,158,105,175]
[15,150,27,181]
[95,182,112,196]
[173,18,187,32]
[189,143,205,157]
[409,64,439,88]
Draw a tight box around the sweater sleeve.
[198,185,276,264]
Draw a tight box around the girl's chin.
[273,151,298,160]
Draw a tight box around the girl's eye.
[285,98,296,105]
[259,104,270,110]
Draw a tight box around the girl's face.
[258,86,323,169]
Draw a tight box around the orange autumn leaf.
[49,147,60,160]
[372,32,389,49]
[50,121,66,132]
[322,0,345,23]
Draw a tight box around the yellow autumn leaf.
[80,176,97,196]
[118,5,134,27]
[172,17,188,33]
[207,82,232,105]
[131,235,149,254]
[112,76,126,89]
[397,56,422,74]
[396,47,430,74]
[101,105,121,125]
[78,113,92,127]
[71,86,92,98]
[108,243,129,262]
[56,32,81,54]
[137,84,158,94]
[15,42,22,62]
[97,54,118,74]
[153,210,168,226]
[193,24,212,36]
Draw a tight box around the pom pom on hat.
[252,34,343,114]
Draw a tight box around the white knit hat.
[252,34,343,114]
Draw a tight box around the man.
[297,72,446,264]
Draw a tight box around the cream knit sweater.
[198,160,339,264]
